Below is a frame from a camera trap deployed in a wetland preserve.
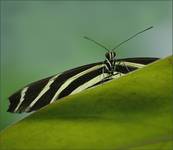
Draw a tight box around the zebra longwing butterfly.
[8,26,159,113]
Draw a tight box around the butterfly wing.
[115,57,159,73]
[8,62,107,113]
[8,57,159,113]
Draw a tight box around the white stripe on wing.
[14,87,29,112]
[123,62,145,68]
[70,73,109,95]
[49,64,105,103]
[26,74,59,111]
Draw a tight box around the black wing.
[116,57,159,73]
[8,57,158,113]
[8,62,104,113]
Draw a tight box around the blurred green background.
[0,1,172,131]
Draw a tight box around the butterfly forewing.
[8,62,104,113]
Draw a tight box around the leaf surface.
[0,56,173,150]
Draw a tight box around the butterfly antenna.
[84,36,109,51]
[112,26,154,51]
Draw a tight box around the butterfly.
[8,26,159,113]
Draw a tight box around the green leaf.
[0,56,173,150]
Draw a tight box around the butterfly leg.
[114,61,122,76]
[101,63,112,84]
[101,63,106,85]
[120,61,130,73]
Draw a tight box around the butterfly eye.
[105,52,110,59]
[112,52,116,57]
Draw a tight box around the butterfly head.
[105,51,116,61]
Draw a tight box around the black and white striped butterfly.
[8,26,158,113]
